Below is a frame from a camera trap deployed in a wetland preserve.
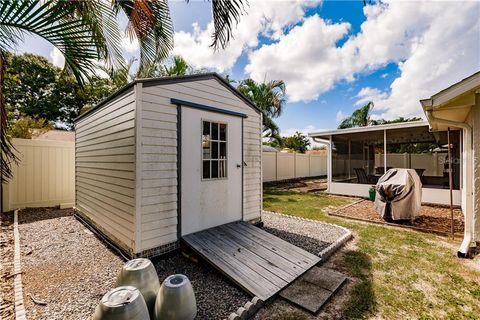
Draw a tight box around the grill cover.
[374,168,422,221]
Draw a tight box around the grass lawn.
[263,187,480,319]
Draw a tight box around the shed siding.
[139,79,262,252]
[75,89,136,253]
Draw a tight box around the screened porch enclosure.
[331,124,461,190]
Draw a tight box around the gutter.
[425,110,474,257]
[312,137,332,192]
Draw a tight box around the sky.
[14,0,480,139]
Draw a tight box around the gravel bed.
[0,212,15,320]
[155,254,250,319]
[16,207,351,320]
[261,211,350,257]
[18,208,124,320]
[333,200,464,235]
[17,208,250,319]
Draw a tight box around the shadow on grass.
[339,250,376,319]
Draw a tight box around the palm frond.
[114,0,174,72]
[210,0,247,49]
[0,0,102,85]
[66,0,124,70]
[0,0,104,184]
[0,50,18,184]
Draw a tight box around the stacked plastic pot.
[93,258,197,320]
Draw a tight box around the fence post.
[308,154,311,177]
[275,151,278,181]
[294,153,297,178]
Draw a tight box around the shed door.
[181,108,242,236]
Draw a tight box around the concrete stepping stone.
[279,266,346,314]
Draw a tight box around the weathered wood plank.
[217,225,301,279]
[234,222,320,264]
[204,228,288,287]
[182,221,320,301]
[184,233,276,300]
[225,223,316,267]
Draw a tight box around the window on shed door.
[202,121,227,179]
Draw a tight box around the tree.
[237,79,286,141]
[4,52,119,129]
[339,102,424,129]
[0,0,247,182]
[338,101,375,129]
[7,116,53,139]
[281,132,311,153]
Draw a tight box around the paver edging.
[261,210,353,260]
[13,209,27,320]
[227,296,263,320]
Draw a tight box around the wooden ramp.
[182,222,321,301]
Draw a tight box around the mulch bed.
[331,200,464,236]
[0,212,15,320]
[265,178,328,193]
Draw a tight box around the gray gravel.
[262,211,349,257]
[16,208,349,320]
[18,208,123,320]
[17,208,250,320]
[155,254,249,319]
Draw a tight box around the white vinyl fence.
[2,138,75,212]
[374,153,447,176]
[263,152,328,182]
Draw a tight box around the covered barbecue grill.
[374,168,422,221]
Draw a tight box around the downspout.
[312,137,331,192]
[426,110,474,257]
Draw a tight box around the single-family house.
[309,71,480,257]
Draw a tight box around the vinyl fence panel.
[262,152,327,182]
[2,138,75,211]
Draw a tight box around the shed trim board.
[134,83,143,253]
[171,98,248,118]
[75,73,261,122]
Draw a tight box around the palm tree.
[0,0,247,183]
[338,101,376,129]
[237,79,286,141]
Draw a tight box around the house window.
[202,121,227,179]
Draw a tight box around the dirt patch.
[331,200,464,236]
[0,212,15,320]
[265,178,328,193]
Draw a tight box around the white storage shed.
[74,73,263,258]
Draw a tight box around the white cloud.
[355,87,388,107]
[49,47,64,68]
[245,0,480,116]
[336,110,347,122]
[172,0,321,72]
[121,34,139,53]
[246,14,351,102]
